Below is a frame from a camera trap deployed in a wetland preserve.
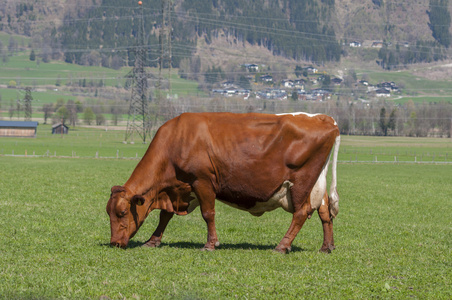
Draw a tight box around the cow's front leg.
[143,210,174,247]
[194,180,219,251]
[318,191,335,253]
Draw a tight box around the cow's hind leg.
[318,191,335,253]
[275,180,312,254]
[143,210,174,247]
[275,167,321,254]
[275,205,310,254]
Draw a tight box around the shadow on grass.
[104,240,307,252]
[101,240,307,252]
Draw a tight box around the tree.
[55,74,61,87]
[8,36,17,55]
[295,65,303,78]
[54,98,65,111]
[8,100,15,119]
[321,75,331,89]
[83,107,95,125]
[428,0,451,47]
[387,109,397,134]
[66,100,78,127]
[379,107,388,136]
[291,90,298,101]
[29,49,36,61]
[96,113,105,126]
[55,106,69,124]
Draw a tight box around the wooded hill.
[0,0,451,69]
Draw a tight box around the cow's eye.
[117,210,127,217]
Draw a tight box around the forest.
[1,0,451,70]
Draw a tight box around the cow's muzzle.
[110,241,127,249]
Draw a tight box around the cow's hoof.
[274,246,291,254]
[319,247,331,254]
[142,240,161,248]
[201,246,215,251]
[319,245,335,253]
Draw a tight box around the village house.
[375,88,391,97]
[294,79,306,89]
[260,74,273,83]
[371,41,384,48]
[306,66,318,74]
[52,123,69,134]
[281,79,294,88]
[242,63,259,72]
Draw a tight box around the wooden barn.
[0,121,38,138]
[52,123,69,134]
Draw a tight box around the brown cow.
[106,112,340,253]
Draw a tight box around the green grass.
[365,70,452,97]
[0,125,149,158]
[339,135,452,163]
[0,157,450,299]
[0,53,131,87]
[0,132,451,298]
[0,52,202,98]
[393,95,452,104]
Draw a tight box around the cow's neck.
[124,150,171,197]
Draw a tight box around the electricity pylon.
[157,0,172,101]
[124,1,150,144]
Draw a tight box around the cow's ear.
[111,185,126,194]
[131,195,145,206]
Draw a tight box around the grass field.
[0,129,451,299]
[1,126,451,163]
[366,69,452,98]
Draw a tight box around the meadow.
[0,128,451,299]
[1,125,451,163]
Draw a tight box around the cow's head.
[106,185,148,248]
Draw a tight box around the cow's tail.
[328,135,340,219]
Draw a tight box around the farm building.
[0,121,38,138]
[52,123,69,134]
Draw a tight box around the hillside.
[1,0,450,69]
[335,0,436,43]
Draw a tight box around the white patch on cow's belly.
[218,181,294,217]
[309,164,328,210]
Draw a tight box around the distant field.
[393,95,452,104]
[366,70,452,97]
[1,126,451,163]
[0,54,130,87]
[339,135,452,163]
[0,155,450,298]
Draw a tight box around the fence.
[2,150,452,164]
